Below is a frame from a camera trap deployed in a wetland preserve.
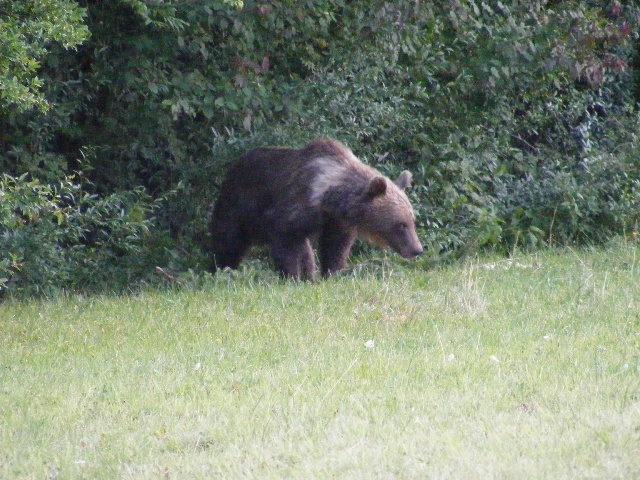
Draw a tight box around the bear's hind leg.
[209,219,250,273]
[210,245,248,272]
[270,237,315,280]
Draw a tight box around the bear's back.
[223,140,361,200]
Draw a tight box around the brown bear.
[208,138,423,280]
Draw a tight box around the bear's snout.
[394,227,423,259]
[401,245,424,259]
[382,225,423,260]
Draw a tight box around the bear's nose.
[401,246,423,259]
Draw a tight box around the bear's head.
[357,171,424,259]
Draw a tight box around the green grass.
[2,241,640,479]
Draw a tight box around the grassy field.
[1,241,640,479]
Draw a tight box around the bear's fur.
[208,138,423,280]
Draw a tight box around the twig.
[155,266,182,285]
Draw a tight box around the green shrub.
[499,147,640,249]
[0,174,159,299]
[2,1,640,277]
[263,1,640,257]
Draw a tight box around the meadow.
[1,241,639,479]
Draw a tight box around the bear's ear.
[395,170,413,190]
[364,176,387,199]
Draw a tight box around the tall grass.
[1,241,639,479]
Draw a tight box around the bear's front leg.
[319,221,357,277]
[300,238,317,281]
[270,236,316,280]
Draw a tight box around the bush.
[498,120,640,248]
[262,1,640,257]
[0,173,159,299]
[2,0,640,280]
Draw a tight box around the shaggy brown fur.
[208,138,423,280]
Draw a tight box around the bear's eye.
[397,222,408,230]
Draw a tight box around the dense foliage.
[1,0,639,297]
[0,0,88,113]
[0,173,158,298]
